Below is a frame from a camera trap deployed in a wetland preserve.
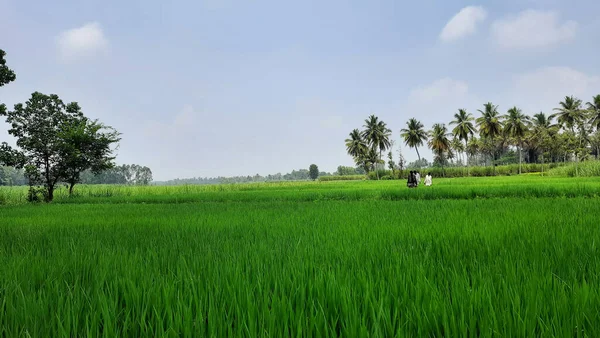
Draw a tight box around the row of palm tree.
[345,94,600,177]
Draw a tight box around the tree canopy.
[0,92,120,201]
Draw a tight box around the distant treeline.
[156,168,340,185]
[0,164,152,186]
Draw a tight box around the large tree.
[428,123,452,175]
[450,109,475,175]
[400,118,427,163]
[476,102,502,174]
[503,106,530,174]
[0,92,120,201]
[59,117,121,194]
[0,49,16,87]
[553,96,587,176]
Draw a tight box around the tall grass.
[548,160,600,177]
[1,198,600,336]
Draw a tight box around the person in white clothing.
[415,171,421,186]
[424,173,432,186]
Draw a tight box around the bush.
[27,186,47,203]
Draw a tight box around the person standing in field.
[425,173,432,186]
[407,171,415,188]
[415,171,421,186]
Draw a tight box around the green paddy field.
[1,176,600,337]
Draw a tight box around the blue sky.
[1,0,599,180]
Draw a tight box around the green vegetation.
[2,177,600,336]
[347,95,600,179]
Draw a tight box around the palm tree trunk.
[377,149,381,180]
[541,152,544,177]
[465,139,469,177]
[415,147,421,162]
[518,140,522,175]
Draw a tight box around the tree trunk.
[541,152,544,177]
[415,147,421,162]
[47,185,54,202]
[465,139,469,177]
[69,182,75,195]
[518,141,522,175]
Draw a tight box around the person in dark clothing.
[407,170,416,188]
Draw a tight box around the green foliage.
[0,49,16,87]
[2,178,600,336]
[400,118,427,161]
[335,165,360,176]
[0,92,120,201]
[308,164,319,180]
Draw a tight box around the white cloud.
[409,78,469,103]
[491,10,577,49]
[439,6,487,42]
[57,22,109,62]
[510,67,599,112]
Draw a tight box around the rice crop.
[1,177,600,336]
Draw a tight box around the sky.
[1,0,599,180]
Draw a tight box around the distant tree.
[309,164,319,180]
[428,123,452,176]
[407,158,429,169]
[0,92,119,201]
[336,165,358,176]
[400,118,427,162]
[530,112,557,175]
[476,102,502,174]
[0,49,16,87]
[361,115,392,178]
[503,106,530,174]
[450,109,475,175]
[345,129,370,173]
[396,147,406,177]
[587,95,600,131]
[387,151,396,176]
[553,96,587,176]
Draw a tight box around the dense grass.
[548,160,600,177]
[2,176,600,205]
[2,177,600,336]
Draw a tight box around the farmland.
[2,176,600,336]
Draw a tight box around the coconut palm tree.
[428,123,452,176]
[400,118,427,163]
[361,115,392,179]
[451,137,465,166]
[503,107,531,174]
[553,96,586,175]
[345,129,367,159]
[450,109,476,175]
[553,96,584,132]
[476,102,502,174]
[531,112,557,175]
[467,137,480,166]
[587,95,600,131]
